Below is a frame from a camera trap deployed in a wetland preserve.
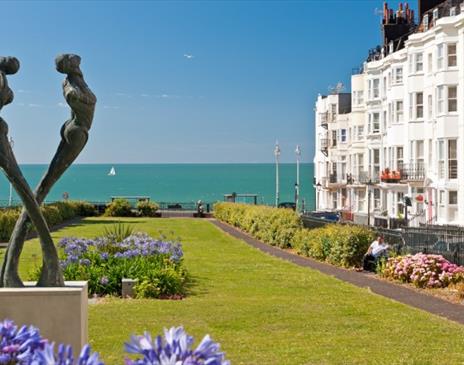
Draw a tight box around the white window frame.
[437,44,444,70]
[447,43,457,68]
[415,53,423,73]
[395,100,403,123]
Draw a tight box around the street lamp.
[366,179,373,226]
[274,141,281,207]
[295,145,301,211]
[8,137,13,206]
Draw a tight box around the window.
[331,130,337,147]
[357,153,364,176]
[396,146,404,170]
[416,92,423,118]
[449,191,458,205]
[373,149,380,177]
[383,77,387,97]
[428,94,433,119]
[437,86,445,114]
[409,93,423,120]
[448,43,457,67]
[437,44,444,70]
[438,140,445,178]
[438,139,458,179]
[448,86,457,112]
[374,188,381,209]
[437,85,457,114]
[416,140,424,168]
[373,79,380,99]
[449,139,457,179]
[369,113,380,133]
[358,190,365,211]
[340,129,347,143]
[428,53,433,74]
[439,190,445,205]
[353,91,364,105]
[357,126,364,140]
[415,53,423,72]
[394,67,403,84]
[395,100,403,123]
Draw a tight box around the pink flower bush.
[382,254,464,288]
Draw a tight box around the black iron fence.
[302,213,464,266]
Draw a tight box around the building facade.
[314,0,464,227]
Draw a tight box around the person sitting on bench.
[363,235,389,271]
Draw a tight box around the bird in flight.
[184,54,194,59]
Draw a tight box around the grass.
[2,217,464,364]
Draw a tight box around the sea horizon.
[0,163,316,209]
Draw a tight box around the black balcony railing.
[329,174,337,184]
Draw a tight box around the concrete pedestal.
[0,281,88,352]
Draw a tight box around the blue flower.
[124,327,229,365]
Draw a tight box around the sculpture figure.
[0,54,96,287]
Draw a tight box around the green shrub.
[0,200,97,241]
[292,225,375,268]
[68,201,97,216]
[104,199,133,217]
[136,200,159,217]
[214,202,375,268]
[214,202,301,248]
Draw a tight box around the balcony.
[400,163,425,182]
[327,173,347,187]
[320,139,328,156]
[347,172,379,185]
[320,113,328,129]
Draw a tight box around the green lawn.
[3,217,464,364]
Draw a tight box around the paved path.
[212,219,464,325]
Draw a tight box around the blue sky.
[2,0,413,164]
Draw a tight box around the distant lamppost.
[295,145,301,211]
[366,179,373,226]
[8,137,14,206]
[274,142,281,207]
[316,182,322,210]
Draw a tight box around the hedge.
[104,199,160,217]
[214,202,375,268]
[214,202,301,248]
[0,200,97,241]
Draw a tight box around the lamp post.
[8,137,13,206]
[366,179,372,226]
[274,141,281,207]
[316,182,322,210]
[295,145,301,212]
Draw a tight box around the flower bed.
[381,253,464,288]
[57,233,188,298]
[0,319,229,364]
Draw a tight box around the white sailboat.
[108,166,116,176]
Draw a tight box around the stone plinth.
[0,281,88,352]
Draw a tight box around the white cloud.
[28,103,42,108]
[183,54,194,59]
[57,102,67,108]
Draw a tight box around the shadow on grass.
[183,274,208,297]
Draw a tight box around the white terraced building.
[314,0,464,227]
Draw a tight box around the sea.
[0,163,315,209]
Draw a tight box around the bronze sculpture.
[0,54,96,287]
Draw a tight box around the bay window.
[448,43,457,67]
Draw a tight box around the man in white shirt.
[363,235,389,271]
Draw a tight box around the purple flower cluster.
[125,326,230,365]
[0,320,229,365]
[59,233,183,270]
[0,320,102,365]
[383,253,464,288]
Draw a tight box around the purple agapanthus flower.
[124,326,230,365]
[99,276,109,286]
